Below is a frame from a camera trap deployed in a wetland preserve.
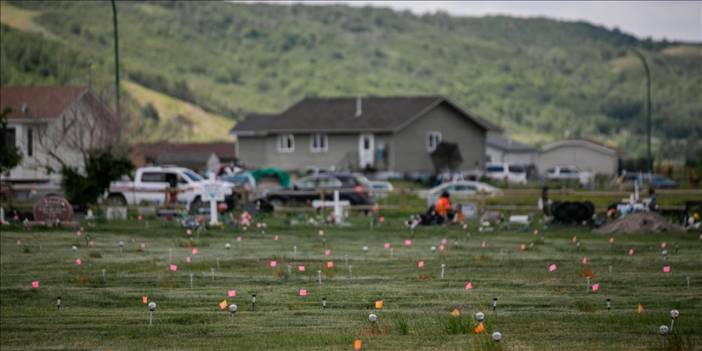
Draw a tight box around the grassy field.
[1,214,701,350]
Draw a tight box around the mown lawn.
[1,215,700,350]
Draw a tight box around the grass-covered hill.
[1,1,700,157]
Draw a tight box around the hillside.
[1,1,700,159]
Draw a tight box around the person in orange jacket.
[434,191,453,224]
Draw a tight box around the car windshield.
[486,165,504,172]
[184,170,204,182]
[221,174,250,185]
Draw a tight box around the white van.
[484,163,528,184]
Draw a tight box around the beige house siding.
[393,103,485,172]
[538,144,618,175]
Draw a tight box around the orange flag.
[474,322,485,334]
[375,300,384,309]
[142,296,148,304]
[219,299,228,310]
[637,304,644,315]
[451,308,461,317]
[353,339,362,350]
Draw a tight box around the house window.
[426,131,442,152]
[27,128,33,157]
[277,134,295,153]
[310,134,328,153]
[2,128,16,150]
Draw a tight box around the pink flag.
[299,288,308,296]
[270,260,277,268]
[548,263,558,272]
[581,257,589,265]
[186,256,192,263]
[628,248,635,256]
[186,229,193,236]
[169,264,178,272]
[438,244,445,252]
[609,237,615,244]
[191,248,198,255]
[660,242,667,249]
[273,235,279,241]
[378,216,385,223]
[298,265,305,272]
[464,281,473,290]
[480,241,487,248]
[324,249,331,256]
[326,261,334,268]
[533,229,539,235]
[384,243,391,249]
[663,265,671,273]
[441,238,448,245]
[404,239,412,246]
[318,229,325,236]
[236,236,243,241]
[140,243,146,250]
[31,280,40,289]
[75,258,82,266]
[520,244,527,251]
[228,290,237,297]
[571,235,577,243]
[16,239,22,245]
[417,260,425,268]
[591,283,600,292]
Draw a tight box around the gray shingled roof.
[231,96,498,135]
[486,133,536,152]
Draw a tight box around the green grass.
[1,214,701,350]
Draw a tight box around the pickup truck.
[106,166,233,212]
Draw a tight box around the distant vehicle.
[107,166,233,212]
[368,180,394,198]
[621,173,677,189]
[262,172,373,209]
[545,165,593,187]
[220,172,256,191]
[484,162,527,184]
[420,181,502,207]
[371,171,403,181]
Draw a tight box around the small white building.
[486,132,538,166]
[538,139,619,176]
[1,86,117,182]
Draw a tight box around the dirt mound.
[593,212,684,234]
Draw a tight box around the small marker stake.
[390,248,394,257]
[56,296,62,310]
[293,245,297,257]
[317,270,322,285]
[608,265,613,274]
[345,254,349,267]
[216,257,220,269]
[606,298,612,311]
[251,294,256,311]
[492,297,498,312]
[211,268,215,281]
[148,302,156,326]
[440,264,446,279]
[189,273,194,288]
[322,297,327,310]
[686,276,690,288]
[586,277,591,292]
[348,265,353,278]
[101,269,106,282]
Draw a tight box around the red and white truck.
[106,166,233,212]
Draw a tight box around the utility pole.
[630,48,652,173]
[111,0,121,141]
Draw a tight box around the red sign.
[33,196,73,222]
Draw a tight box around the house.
[230,96,496,173]
[129,142,236,174]
[538,139,619,176]
[1,86,117,182]
[486,132,538,166]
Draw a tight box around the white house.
[538,139,619,176]
[1,86,117,182]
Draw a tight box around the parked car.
[621,173,678,189]
[368,180,394,199]
[484,162,527,184]
[544,165,593,187]
[262,172,373,209]
[107,166,233,213]
[420,181,502,207]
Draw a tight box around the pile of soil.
[593,212,684,234]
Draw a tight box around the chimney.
[355,96,362,117]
